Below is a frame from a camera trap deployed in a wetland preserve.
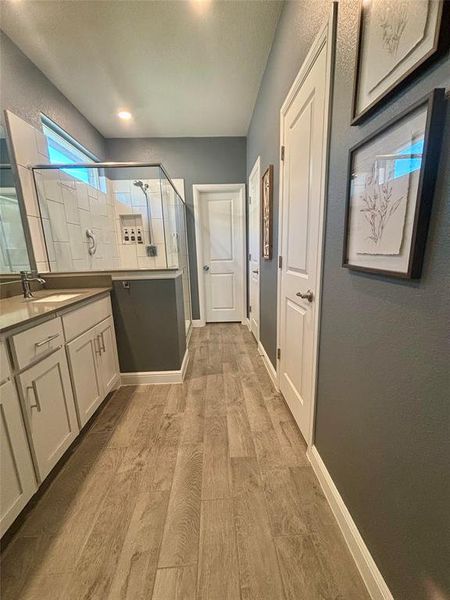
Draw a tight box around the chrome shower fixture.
[133,180,149,192]
[132,180,157,256]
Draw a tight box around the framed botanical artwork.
[352,0,449,124]
[261,165,273,260]
[343,89,446,278]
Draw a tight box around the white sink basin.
[32,293,82,304]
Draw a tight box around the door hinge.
[281,145,285,161]
[278,255,282,269]
[248,253,251,262]
[277,348,281,360]
[249,195,252,204]
[249,305,252,312]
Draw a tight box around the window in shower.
[41,115,105,191]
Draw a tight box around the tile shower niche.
[120,214,144,245]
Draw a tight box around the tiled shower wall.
[111,178,167,270]
[6,111,183,273]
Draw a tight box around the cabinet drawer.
[11,318,64,371]
[0,339,11,384]
[62,296,112,342]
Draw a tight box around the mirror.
[0,124,30,274]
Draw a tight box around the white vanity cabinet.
[0,290,120,536]
[0,342,37,537]
[65,299,120,427]
[17,347,79,482]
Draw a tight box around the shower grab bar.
[86,229,97,256]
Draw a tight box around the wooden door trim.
[192,183,246,327]
[248,156,261,341]
[276,3,337,446]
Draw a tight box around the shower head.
[133,180,149,192]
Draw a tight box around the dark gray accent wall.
[106,137,247,319]
[0,31,106,159]
[111,276,186,372]
[247,1,450,598]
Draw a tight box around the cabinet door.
[96,317,120,396]
[0,378,37,536]
[67,328,103,428]
[18,348,79,482]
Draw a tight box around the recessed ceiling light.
[118,111,132,120]
[191,0,211,14]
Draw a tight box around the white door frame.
[276,4,336,445]
[248,156,261,340]
[193,183,246,327]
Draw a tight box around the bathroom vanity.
[0,288,120,536]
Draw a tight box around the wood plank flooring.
[0,324,369,600]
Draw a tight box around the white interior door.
[278,39,329,442]
[200,188,244,322]
[248,158,261,341]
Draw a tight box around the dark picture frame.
[261,165,273,260]
[343,89,446,279]
[351,0,450,125]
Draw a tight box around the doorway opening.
[193,183,246,326]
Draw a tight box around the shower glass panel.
[160,171,192,335]
[32,162,192,329]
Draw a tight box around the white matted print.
[346,104,427,273]
[353,0,446,123]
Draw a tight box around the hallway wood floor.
[1,324,369,600]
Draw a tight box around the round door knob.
[296,289,313,302]
[203,265,209,271]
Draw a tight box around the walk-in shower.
[30,161,192,332]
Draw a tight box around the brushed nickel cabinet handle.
[27,383,41,412]
[94,336,101,356]
[100,332,106,353]
[35,333,59,347]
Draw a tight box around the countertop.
[0,288,111,334]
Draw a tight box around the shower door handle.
[86,229,97,255]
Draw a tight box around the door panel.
[0,378,36,536]
[210,273,235,309]
[67,328,102,427]
[286,99,313,274]
[209,200,233,260]
[18,348,79,481]
[97,317,120,396]
[279,44,327,441]
[248,159,260,340]
[202,189,244,322]
[283,298,305,401]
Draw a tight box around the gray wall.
[0,31,106,159]
[106,137,247,319]
[111,276,186,372]
[247,1,450,598]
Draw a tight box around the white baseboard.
[308,445,393,600]
[192,319,205,328]
[121,349,190,386]
[257,340,279,391]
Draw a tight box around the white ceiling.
[0,0,282,138]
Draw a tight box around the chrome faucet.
[20,271,46,299]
